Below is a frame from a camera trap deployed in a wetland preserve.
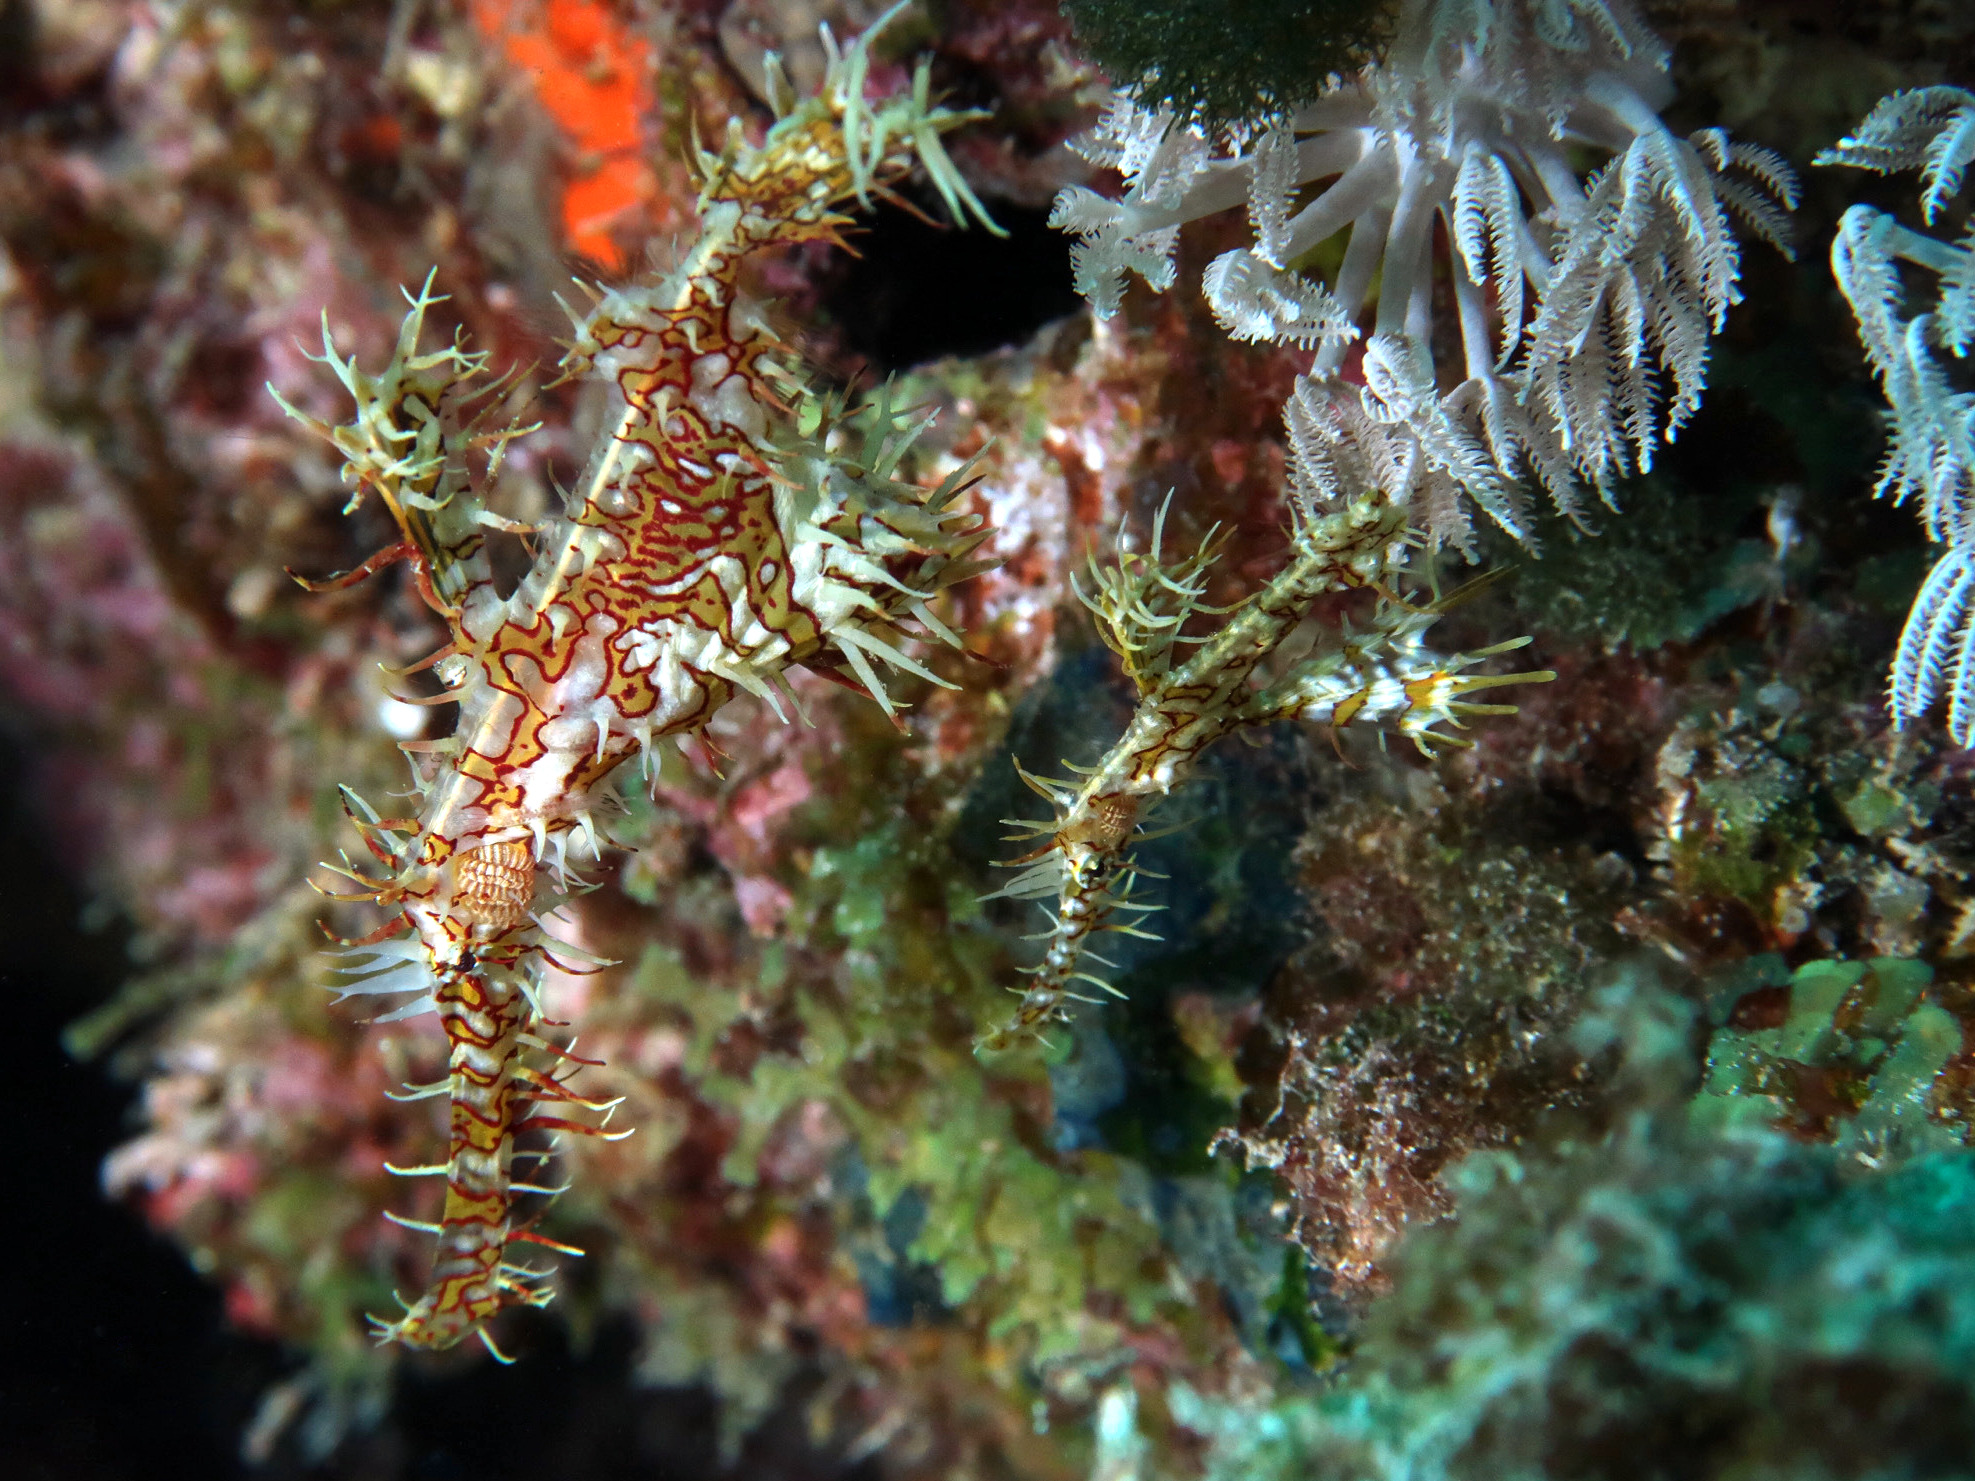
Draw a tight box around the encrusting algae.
[8,0,1975,1473]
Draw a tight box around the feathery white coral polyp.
[1050,0,1796,550]
[1820,88,1975,742]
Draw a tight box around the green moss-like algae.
[1696,955,1966,1154]
[1168,975,1975,1481]
[1061,0,1395,124]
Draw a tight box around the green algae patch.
[1695,956,1966,1154]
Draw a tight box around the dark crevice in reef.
[341,1320,881,1481]
[7,733,276,1481]
[817,194,1083,373]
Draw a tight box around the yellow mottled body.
[984,484,1552,1051]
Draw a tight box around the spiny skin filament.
[284,7,997,1353]
[981,487,1553,1054]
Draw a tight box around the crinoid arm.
[1821,87,1975,741]
[1818,87,1975,225]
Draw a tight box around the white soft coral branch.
[1051,0,1797,551]
[1820,88,1975,743]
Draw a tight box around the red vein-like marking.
[298,12,999,1354]
[373,962,537,1351]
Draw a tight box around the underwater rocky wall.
[7,1,1975,1477]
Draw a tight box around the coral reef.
[6,0,1975,1476]
[1169,976,1975,1481]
